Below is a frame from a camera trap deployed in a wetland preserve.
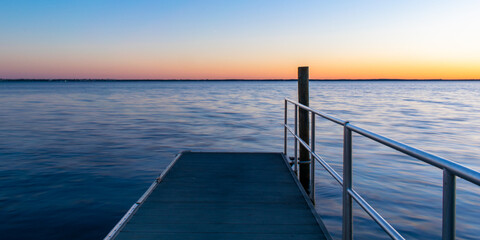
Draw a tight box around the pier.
[105,152,330,240]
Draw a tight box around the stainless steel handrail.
[286,98,346,125]
[347,188,404,239]
[284,98,480,240]
[346,123,480,185]
[285,125,343,185]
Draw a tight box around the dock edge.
[103,151,187,240]
[280,153,333,240]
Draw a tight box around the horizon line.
[1,78,480,81]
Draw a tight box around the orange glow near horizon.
[2,56,479,80]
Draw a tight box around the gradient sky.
[1,0,479,79]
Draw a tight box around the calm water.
[0,81,479,239]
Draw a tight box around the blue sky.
[1,0,479,79]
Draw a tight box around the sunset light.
[1,0,479,79]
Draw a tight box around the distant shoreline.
[1,79,480,82]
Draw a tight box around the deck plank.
[112,152,327,240]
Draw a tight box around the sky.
[1,0,479,79]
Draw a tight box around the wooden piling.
[298,66,310,194]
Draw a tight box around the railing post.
[284,99,287,155]
[310,113,316,202]
[442,169,456,240]
[294,105,298,176]
[343,122,353,240]
[298,66,310,194]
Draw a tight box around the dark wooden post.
[298,66,310,194]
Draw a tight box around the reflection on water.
[0,81,479,239]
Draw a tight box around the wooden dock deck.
[106,152,330,240]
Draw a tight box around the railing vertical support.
[284,99,287,155]
[283,95,480,240]
[294,105,298,176]
[343,123,353,240]
[310,113,316,202]
[442,169,456,240]
[298,66,310,194]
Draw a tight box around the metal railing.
[283,98,480,240]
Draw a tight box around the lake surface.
[0,81,479,239]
